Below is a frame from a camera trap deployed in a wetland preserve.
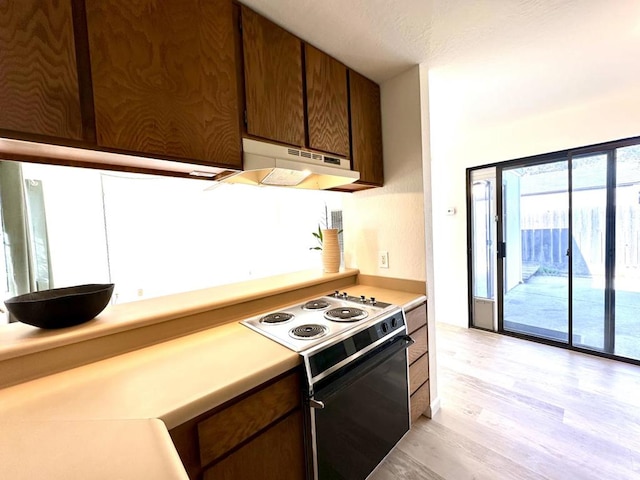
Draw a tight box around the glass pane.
[571,154,607,351]
[503,161,569,342]
[471,172,495,299]
[614,146,640,360]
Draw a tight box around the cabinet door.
[349,70,383,185]
[305,44,349,157]
[203,411,305,480]
[241,6,304,148]
[0,0,82,140]
[85,0,241,167]
[197,372,300,467]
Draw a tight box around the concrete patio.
[504,275,640,361]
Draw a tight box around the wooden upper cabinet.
[349,70,384,186]
[241,6,305,148]
[305,44,349,157]
[85,0,242,168]
[0,0,83,140]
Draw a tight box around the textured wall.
[342,66,426,282]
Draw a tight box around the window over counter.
[0,160,344,323]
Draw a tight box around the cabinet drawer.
[410,381,430,423]
[198,372,300,467]
[409,353,429,395]
[408,326,427,364]
[405,303,426,335]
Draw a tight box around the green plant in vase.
[309,225,342,251]
[310,225,324,251]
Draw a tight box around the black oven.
[301,308,413,480]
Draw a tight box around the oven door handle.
[309,334,414,408]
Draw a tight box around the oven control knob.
[391,317,397,328]
[342,291,348,299]
[334,290,340,297]
[360,295,366,302]
[381,322,388,333]
[370,297,377,305]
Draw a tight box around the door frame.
[466,134,640,366]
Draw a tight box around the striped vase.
[322,229,340,273]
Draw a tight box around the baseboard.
[427,395,440,417]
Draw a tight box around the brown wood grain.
[410,353,429,395]
[241,6,305,147]
[406,303,427,335]
[203,410,305,480]
[85,0,241,167]
[408,325,428,364]
[197,371,301,467]
[0,0,82,139]
[305,44,349,157]
[410,380,429,424]
[349,70,383,185]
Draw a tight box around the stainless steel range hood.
[220,138,359,189]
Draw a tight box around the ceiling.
[240,0,433,83]
[240,0,640,87]
[241,0,640,130]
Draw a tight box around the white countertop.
[0,419,188,480]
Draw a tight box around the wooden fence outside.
[520,205,640,278]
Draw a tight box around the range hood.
[220,138,359,189]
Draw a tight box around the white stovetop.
[241,294,395,352]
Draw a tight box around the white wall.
[343,65,439,412]
[343,66,426,281]
[427,36,640,328]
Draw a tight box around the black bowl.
[4,284,114,329]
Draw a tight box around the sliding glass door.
[613,145,640,360]
[571,153,608,352]
[469,139,640,363]
[500,160,569,342]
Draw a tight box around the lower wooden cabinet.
[410,381,430,423]
[203,410,305,480]
[406,302,430,423]
[169,370,304,480]
[409,351,429,395]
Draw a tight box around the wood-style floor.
[370,323,640,480]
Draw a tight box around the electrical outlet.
[379,251,389,269]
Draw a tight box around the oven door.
[308,334,413,480]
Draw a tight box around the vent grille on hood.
[219,139,360,190]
